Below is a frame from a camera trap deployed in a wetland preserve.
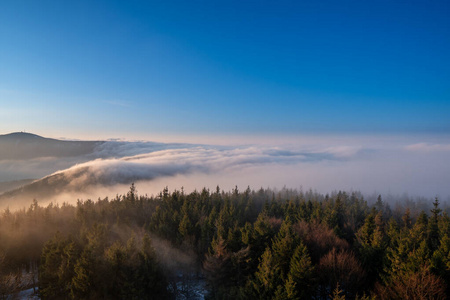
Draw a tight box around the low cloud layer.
[405,143,450,152]
[1,135,450,208]
[51,145,340,188]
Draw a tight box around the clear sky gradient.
[0,0,449,140]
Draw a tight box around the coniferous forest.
[1,184,450,299]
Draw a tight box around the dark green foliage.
[429,197,442,252]
[357,211,386,284]
[1,185,449,299]
[39,233,79,299]
[248,247,282,299]
[39,230,168,299]
[284,242,315,299]
[203,236,233,295]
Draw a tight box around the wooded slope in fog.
[1,186,449,299]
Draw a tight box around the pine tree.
[71,250,92,299]
[357,213,385,283]
[271,221,298,277]
[249,247,282,299]
[429,197,442,252]
[285,242,315,299]
[135,234,169,299]
[203,236,232,295]
[375,195,383,212]
[39,233,79,299]
[402,208,412,229]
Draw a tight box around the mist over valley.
[1,132,449,211]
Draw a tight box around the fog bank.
[1,135,449,209]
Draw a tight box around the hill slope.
[0,132,104,160]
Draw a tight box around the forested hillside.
[1,185,449,299]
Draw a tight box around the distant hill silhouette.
[0,132,104,160]
[0,172,77,206]
[0,179,34,194]
[0,164,145,207]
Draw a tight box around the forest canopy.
[0,185,449,299]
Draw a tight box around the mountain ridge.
[0,132,46,139]
[0,132,105,160]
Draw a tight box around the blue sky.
[0,0,449,140]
